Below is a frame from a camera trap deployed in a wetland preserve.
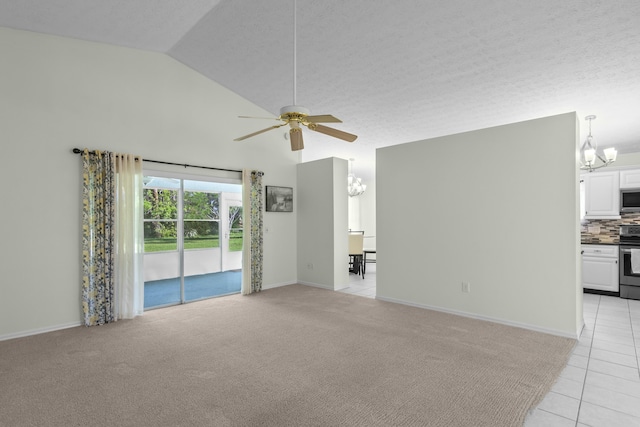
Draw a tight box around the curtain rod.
[72,148,248,174]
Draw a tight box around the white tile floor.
[340,272,640,426]
[338,261,376,298]
[525,293,640,426]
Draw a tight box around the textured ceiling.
[2,0,640,181]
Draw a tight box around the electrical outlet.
[462,282,470,293]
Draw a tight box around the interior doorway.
[142,174,243,309]
[346,191,376,298]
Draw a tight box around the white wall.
[377,113,582,338]
[348,196,362,231]
[359,180,376,250]
[297,158,348,290]
[0,27,298,339]
[609,152,640,169]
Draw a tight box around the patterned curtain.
[81,149,144,326]
[81,150,116,326]
[242,170,264,294]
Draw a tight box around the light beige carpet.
[0,284,575,426]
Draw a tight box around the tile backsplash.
[581,213,640,243]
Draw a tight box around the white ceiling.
[2,0,640,182]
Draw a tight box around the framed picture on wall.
[265,186,293,212]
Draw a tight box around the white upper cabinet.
[583,171,620,219]
[619,169,640,189]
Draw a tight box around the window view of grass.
[229,230,243,252]
[144,233,243,252]
[143,178,243,253]
[185,236,220,250]
[144,238,178,252]
[144,236,219,252]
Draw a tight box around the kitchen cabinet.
[583,171,620,219]
[619,169,640,189]
[582,245,619,292]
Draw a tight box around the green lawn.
[145,233,243,253]
[144,238,179,252]
[229,236,243,252]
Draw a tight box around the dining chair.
[348,232,364,278]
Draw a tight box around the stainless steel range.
[619,225,640,300]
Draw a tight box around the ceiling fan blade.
[234,124,285,141]
[290,128,304,151]
[238,115,280,121]
[309,124,358,142]
[306,114,342,123]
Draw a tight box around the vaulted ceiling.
[2,0,640,181]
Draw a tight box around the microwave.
[621,188,640,212]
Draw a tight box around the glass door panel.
[228,206,243,252]
[183,183,223,302]
[143,176,242,309]
[143,179,181,308]
[222,197,243,272]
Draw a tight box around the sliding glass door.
[222,197,243,272]
[143,175,242,309]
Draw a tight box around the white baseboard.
[297,281,333,290]
[261,281,297,290]
[0,321,82,342]
[375,295,580,340]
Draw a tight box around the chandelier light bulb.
[604,147,617,162]
[584,149,596,164]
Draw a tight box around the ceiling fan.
[233,0,358,151]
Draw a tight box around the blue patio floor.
[144,270,241,309]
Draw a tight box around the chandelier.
[580,115,617,172]
[347,158,366,197]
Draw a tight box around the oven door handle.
[621,249,635,253]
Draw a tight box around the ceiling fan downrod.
[292,0,297,107]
